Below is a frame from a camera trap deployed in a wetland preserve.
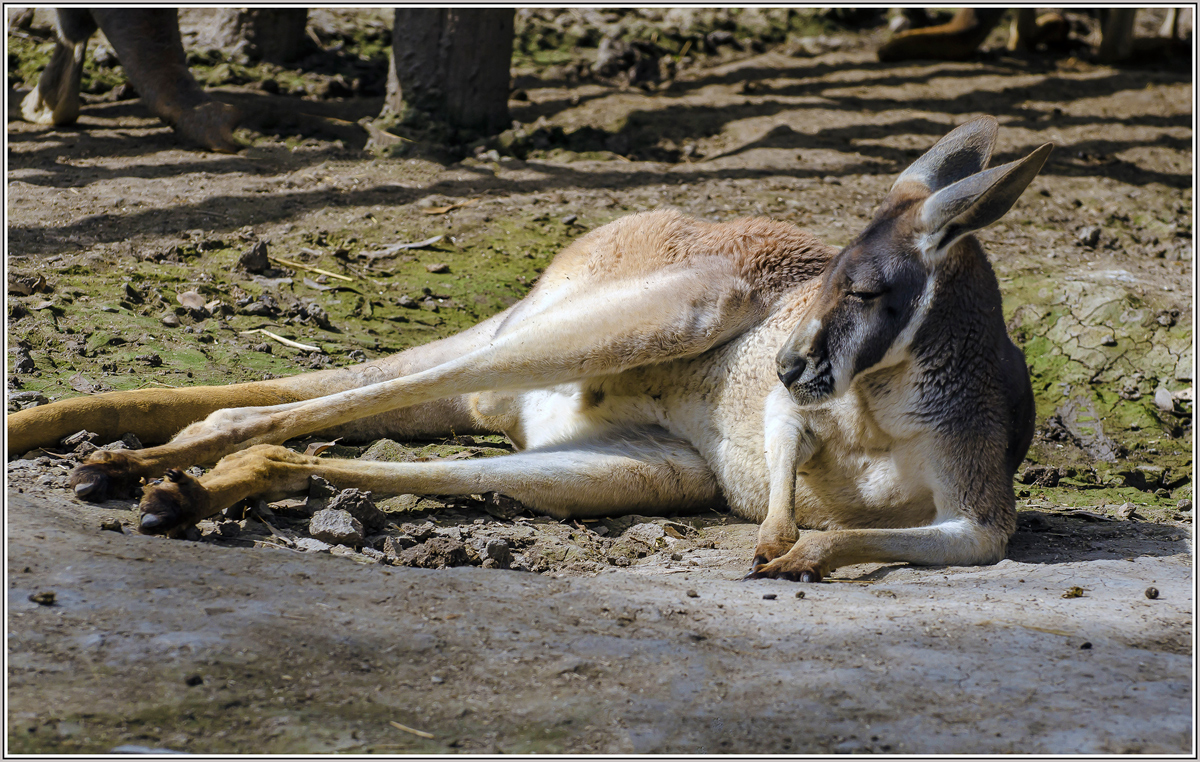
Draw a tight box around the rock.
[361,546,384,561]
[61,430,98,449]
[8,390,48,412]
[483,539,513,569]
[400,522,436,542]
[625,522,667,548]
[331,545,377,563]
[294,537,332,553]
[1154,387,1175,412]
[327,488,387,532]
[1020,465,1060,488]
[561,214,578,225]
[161,314,181,328]
[307,475,339,511]
[308,509,363,546]
[1077,226,1101,247]
[12,346,35,373]
[239,241,270,273]
[396,537,472,569]
[1176,499,1192,512]
[396,294,419,309]
[425,263,450,274]
[1117,503,1140,520]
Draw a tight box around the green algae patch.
[1004,269,1192,491]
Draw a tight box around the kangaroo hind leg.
[138,427,723,533]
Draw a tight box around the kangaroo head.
[777,116,1052,406]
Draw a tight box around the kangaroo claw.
[69,461,141,502]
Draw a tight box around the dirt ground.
[5,8,1195,755]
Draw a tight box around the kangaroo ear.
[893,115,998,192]
[917,142,1054,262]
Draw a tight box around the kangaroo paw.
[138,468,214,535]
[744,556,823,583]
[69,452,146,502]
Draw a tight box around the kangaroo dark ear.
[918,142,1054,262]
[893,116,999,192]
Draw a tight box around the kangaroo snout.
[777,352,806,389]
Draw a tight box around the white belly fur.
[504,307,936,530]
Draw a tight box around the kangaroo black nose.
[777,356,806,388]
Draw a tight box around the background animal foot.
[173,101,242,153]
[138,469,213,535]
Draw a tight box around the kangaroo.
[7,116,1051,581]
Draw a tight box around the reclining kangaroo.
[7,117,1050,582]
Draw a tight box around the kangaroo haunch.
[7,116,1051,582]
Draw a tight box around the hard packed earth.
[6,8,1194,754]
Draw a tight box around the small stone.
[1154,387,1175,412]
[361,546,384,561]
[1177,499,1192,512]
[308,509,363,546]
[1077,226,1101,247]
[670,552,683,561]
[425,263,450,274]
[1062,586,1085,599]
[400,522,435,542]
[61,430,98,449]
[161,313,181,328]
[431,675,444,684]
[763,593,777,600]
[795,590,806,599]
[686,589,699,598]
[1079,642,1092,650]
[99,518,123,533]
[28,591,56,606]
[327,488,387,532]
[294,537,332,553]
[1145,587,1160,600]
[396,294,419,309]
[484,539,513,569]
[1117,503,1139,520]
[185,674,204,686]
[561,214,578,225]
[239,241,270,273]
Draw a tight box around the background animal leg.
[20,9,97,126]
[88,9,241,152]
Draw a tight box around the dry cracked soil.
[5,7,1195,755]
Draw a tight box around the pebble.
[1077,226,1101,247]
[1145,587,1160,600]
[425,263,450,274]
[61,429,98,449]
[763,593,777,600]
[99,518,123,533]
[326,488,387,532]
[561,214,578,225]
[1177,499,1192,512]
[795,590,805,599]
[483,539,513,569]
[161,314,181,328]
[686,589,698,598]
[1154,387,1175,412]
[309,509,364,546]
[28,591,56,606]
[294,537,332,553]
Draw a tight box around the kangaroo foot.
[744,544,825,582]
[138,469,214,535]
[745,539,798,577]
[69,451,148,501]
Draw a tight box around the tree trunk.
[386,8,514,135]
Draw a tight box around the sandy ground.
[5,8,1194,754]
